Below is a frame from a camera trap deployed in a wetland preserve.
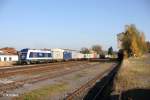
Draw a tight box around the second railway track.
[0,61,89,78]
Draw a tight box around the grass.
[113,54,150,94]
[15,82,68,100]
[72,70,88,80]
[73,73,85,80]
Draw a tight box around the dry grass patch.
[113,55,150,94]
[15,82,68,100]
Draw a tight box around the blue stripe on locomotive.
[63,51,72,60]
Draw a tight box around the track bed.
[0,61,116,100]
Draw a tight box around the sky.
[0,0,150,51]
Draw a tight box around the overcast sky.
[0,0,150,50]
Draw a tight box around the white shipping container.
[77,53,84,59]
[84,54,89,59]
[72,51,84,59]
[51,48,64,60]
[89,54,94,58]
[72,51,78,59]
[84,54,94,59]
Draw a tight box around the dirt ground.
[0,62,12,67]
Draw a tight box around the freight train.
[19,48,99,64]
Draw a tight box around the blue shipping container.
[63,51,72,60]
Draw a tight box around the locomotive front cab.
[19,48,29,64]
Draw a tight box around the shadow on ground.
[83,58,150,100]
[83,61,122,100]
[83,75,110,100]
[110,89,150,100]
[122,89,150,100]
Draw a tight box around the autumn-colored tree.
[120,24,147,57]
[139,32,147,53]
[146,41,150,52]
[130,35,141,56]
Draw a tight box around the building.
[0,50,18,62]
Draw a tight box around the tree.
[80,47,90,54]
[120,24,147,57]
[139,32,147,53]
[146,41,150,52]
[91,45,102,54]
[108,46,113,55]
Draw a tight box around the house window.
[4,57,7,61]
[9,57,12,61]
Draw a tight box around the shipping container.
[51,48,64,61]
[71,50,78,59]
[93,53,99,58]
[84,54,90,59]
[84,53,95,59]
[72,51,84,60]
[63,50,72,61]
[77,53,84,59]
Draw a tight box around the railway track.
[90,62,121,100]
[0,62,103,94]
[65,62,120,100]
[0,61,89,78]
[0,61,82,70]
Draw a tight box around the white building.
[0,51,18,62]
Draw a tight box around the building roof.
[0,47,18,55]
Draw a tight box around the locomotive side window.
[29,52,33,58]
[44,53,48,57]
[29,52,38,58]
[38,53,44,57]
[48,53,52,57]
[33,52,38,57]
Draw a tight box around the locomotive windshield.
[20,52,27,60]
